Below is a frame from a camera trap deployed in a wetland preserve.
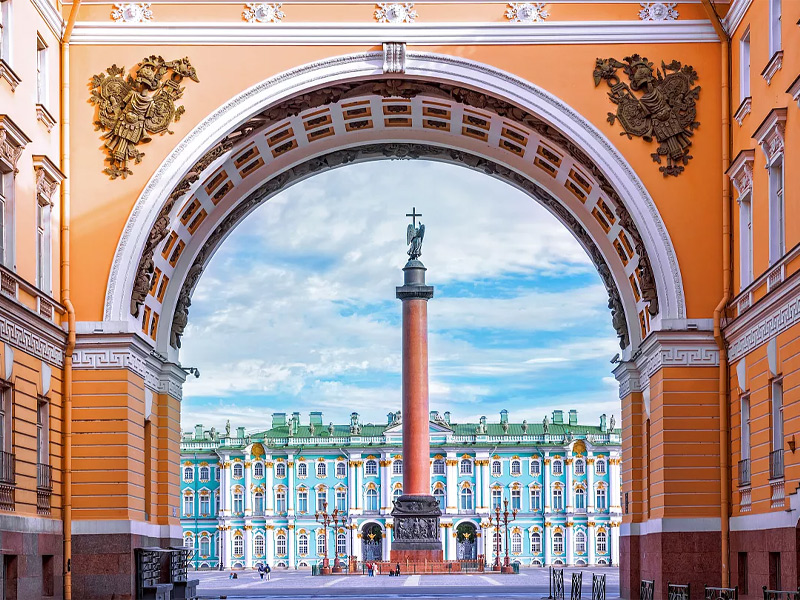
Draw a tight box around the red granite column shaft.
[402,297,430,496]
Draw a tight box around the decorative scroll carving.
[593,55,700,177]
[169,143,633,350]
[90,56,199,179]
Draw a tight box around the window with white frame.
[511,532,522,554]
[276,489,287,513]
[365,488,378,512]
[233,490,243,514]
[253,462,264,478]
[741,395,751,462]
[491,460,502,476]
[393,460,403,475]
[491,488,502,509]
[336,461,346,477]
[769,155,784,263]
[553,532,564,554]
[530,532,541,553]
[740,27,750,100]
[183,493,194,516]
[392,487,402,503]
[433,458,445,475]
[276,462,286,478]
[297,489,308,513]
[298,533,309,555]
[200,493,210,515]
[233,534,244,557]
[552,460,563,476]
[574,459,585,476]
[434,487,445,510]
[460,486,473,511]
[530,488,541,511]
[317,461,326,478]
[575,530,586,554]
[596,530,607,554]
[336,532,346,555]
[0,0,12,64]
[184,534,193,549]
[297,462,307,478]
[316,489,326,511]
[772,379,784,456]
[199,466,210,481]
[596,487,607,510]
[335,488,346,511]
[510,460,521,476]
[36,35,48,106]
[232,463,243,479]
[0,384,11,455]
[0,170,9,268]
[317,533,326,555]
[276,533,287,556]
[595,459,607,475]
[254,491,264,514]
[183,466,193,482]
[460,459,472,475]
[36,398,48,465]
[200,535,210,556]
[216,466,220,480]
[365,460,378,475]
[530,460,540,476]
[739,190,753,287]
[36,195,51,292]
[511,488,521,511]
[254,534,265,557]
[769,0,781,56]
[552,488,563,511]
[575,487,586,510]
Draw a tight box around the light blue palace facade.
[179,409,622,569]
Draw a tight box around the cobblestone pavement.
[194,567,620,599]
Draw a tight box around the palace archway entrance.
[456,522,478,560]
[361,523,384,563]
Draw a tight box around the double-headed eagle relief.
[90,55,199,179]
[593,55,700,177]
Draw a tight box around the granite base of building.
[0,514,63,600]
[621,528,721,600]
[72,530,180,600]
[730,526,800,599]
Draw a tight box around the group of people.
[227,561,404,579]
[365,562,402,577]
[257,563,272,580]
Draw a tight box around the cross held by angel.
[406,207,425,260]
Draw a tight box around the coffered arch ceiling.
[104,52,686,362]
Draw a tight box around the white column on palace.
[380,455,390,514]
[385,523,392,560]
[588,522,596,565]
[543,523,552,565]
[288,526,296,568]
[610,457,621,511]
[287,455,295,515]
[356,460,364,512]
[266,527,275,566]
[543,454,551,513]
[245,461,253,516]
[565,458,573,512]
[477,528,484,559]
[221,527,230,568]
[565,524,574,565]
[611,523,620,565]
[348,459,356,510]
[587,456,595,513]
[265,457,275,515]
[354,528,363,561]
[446,452,457,514]
[446,525,455,560]
[481,460,490,511]
[220,455,230,516]
[475,461,483,510]
[244,527,253,568]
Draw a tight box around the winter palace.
[179,409,622,569]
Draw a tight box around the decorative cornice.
[787,75,800,109]
[721,0,751,35]
[70,20,719,45]
[753,107,786,164]
[0,115,32,173]
[32,155,66,205]
[31,0,65,40]
[634,329,719,382]
[0,60,22,92]
[0,295,65,368]
[760,51,782,86]
[733,97,751,127]
[726,149,754,198]
[35,105,57,133]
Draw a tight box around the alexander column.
[391,208,443,563]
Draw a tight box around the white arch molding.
[104,50,686,350]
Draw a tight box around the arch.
[105,50,685,365]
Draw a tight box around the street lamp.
[315,501,343,575]
[488,499,517,573]
[348,523,358,572]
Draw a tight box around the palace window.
[530,488,541,511]
[298,533,309,556]
[36,35,48,106]
[276,462,286,478]
[511,488,521,511]
[183,466,194,482]
[37,398,49,465]
[491,488,502,509]
[317,533,326,555]
[393,460,403,475]
[597,530,607,554]
[741,395,751,466]
[768,0,781,56]
[254,462,264,478]
[366,488,378,512]
[740,28,751,100]
[297,490,308,513]
[511,532,522,554]
[771,379,784,474]
[36,194,52,293]
[433,458,445,475]
[769,155,784,263]
[200,535,210,557]
[298,462,308,478]
[0,0,12,63]
[232,463,243,479]
[393,487,403,503]
[184,534,193,549]
[739,189,753,287]
[337,533,346,555]
[233,534,243,557]
[552,460,563,476]
[336,488,347,512]
[595,459,607,475]
[199,466,210,481]
[365,460,378,475]
[200,493,210,515]
[491,460,502,476]
[460,459,472,475]
[0,169,10,268]
[317,462,327,478]
[317,489,326,511]
[276,489,287,514]
[460,486,473,511]
[336,461,346,477]
[530,460,540,476]
[575,530,586,554]
[575,487,586,510]
[183,493,193,517]
[254,534,265,557]
[434,487,445,511]
[254,492,264,515]
[216,467,220,480]
[232,491,243,515]
[596,488,607,510]
[552,488,564,511]
[574,459,585,476]
[553,532,564,554]
[276,533,287,556]
[510,460,521,476]
[531,532,541,554]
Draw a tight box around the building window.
[365,488,378,512]
[739,191,753,287]
[316,533,325,556]
[769,156,784,263]
[233,491,243,515]
[297,489,308,513]
[596,530,607,554]
[552,460,563,476]
[0,171,8,269]
[530,488,541,511]
[740,27,750,100]
[297,462,307,478]
[575,530,586,554]
[336,461,346,477]
[335,488,346,512]
[460,459,472,475]
[434,487,445,510]
[36,197,51,292]
[574,459,585,476]
[232,463,243,479]
[316,489,326,511]
[0,1,12,63]
[216,467,220,480]
[393,460,403,475]
[276,533,287,556]
[183,493,193,517]
[596,487,607,510]
[511,488,521,511]
[769,0,781,56]
[433,458,445,475]
[392,487,402,503]
[336,533,346,555]
[298,533,309,556]
[365,460,378,476]
[317,462,327,478]
[772,379,784,471]
[253,462,264,478]
[575,487,586,510]
[233,534,244,557]
[491,488,502,509]
[741,395,751,462]
[491,460,502,476]
[276,489,287,513]
[184,535,193,549]
[200,535,210,557]
[530,532,541,554]
[510,460,521,476]
[511,532,522,554]
[183,467,193,482]
[276,462,286,478]
[254,534,265,557]
[254,492,264,515]
[36,35,48,106]
[552,488,563,511]
[200,493,210,515]
[530,460,540,476]
[36,398,48,465]
[199,466,210,481]
[595,459,606,475]
[553,532,564,554]
[460,486,473,511]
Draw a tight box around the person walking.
[395,563,400,577]
[265,563,272,581]
[257,563,265,580]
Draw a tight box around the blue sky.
[179,160,621,432]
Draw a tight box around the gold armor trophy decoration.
[90,55,199,179]
[593,55,700,177]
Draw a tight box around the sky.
[179,159,621,434]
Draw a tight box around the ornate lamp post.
[315,501,343,575]
[348,524,358,572]
[487,505,502,571]
[488,499,517,573]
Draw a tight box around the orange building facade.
[0,0,797,598]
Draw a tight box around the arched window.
[574,459,585,475]
[317,462,327,478]
[530,488,541,511]
[183,493,194,517]
[317,533,326,555]
[392,487,403,502]
[552,488,563,511]
[530,460,541,476]
[460,459,472,475]
[596,459,607,475]
[336,461,347,477]
[366,488,378,512]
[511,488,521,510]
[433,458,445,475]
[575,530,586,554]
[596,487,607,510]
[530,532,541,554]
[200,492,210,515]
[317,489,327,511]
[183,466,194,481]
[298,462,308,477]
[253,462,264,478]
[491,488,502,509]
[199,466,210,481]
[298,533,309,555]
[511,532,522,554]
[597,530,607,553]
[276,462,286,478]
[254,491,264,515]
[183,534,193,549]
[434,487,445,510]
[393,460,403,475]
[575,487,586,509]
[510,460,521,476]
[553,532,564,554]
[491,460,502,476]
[335,488,346,511]
[276,533,287,556]
[460,486,474,511]
[232,463,243,479]
[336,532,346,555]
[200,535,210,556]
[250,534,262,557]
[233,534,244,557]
[232,490,243,515]
[297,489,308,513]
[276,489,287,513]
[365,460,378,476]
[552,460,563,476]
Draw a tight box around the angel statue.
[406,207,425,260]
[90,55,199,179]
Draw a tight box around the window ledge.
[761,50,783,85]
[734,97,751,127]
[0,60,21,92]
[36,104,56,133]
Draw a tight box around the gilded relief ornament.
[593,54,700,177]
[89,55,199,179]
